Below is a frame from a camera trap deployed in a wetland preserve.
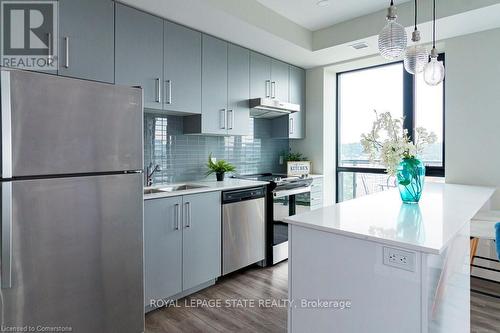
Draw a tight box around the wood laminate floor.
[145,262,500,333]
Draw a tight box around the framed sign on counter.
[287,161,311,176]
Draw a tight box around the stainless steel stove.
[233,173,313,265]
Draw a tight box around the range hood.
[249,98,300,119]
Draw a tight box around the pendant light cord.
[390,0,394,6]
[414,0,417,31]
[432,0,436,48]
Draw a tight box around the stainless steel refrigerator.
[0,68,144,332]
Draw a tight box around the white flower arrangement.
[360,111,437,176]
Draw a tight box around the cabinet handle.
[155,78,161,103]
[166,80,172,104]
[47,33,53,61]
[220,109,227,129]
[64,36,70,68]
[271,81,276,98]
[265,80,271,98]
[185,202,191,228]
[289,117,294,135]
[228,110,233,130]
[174,203,180,230]
[1,182,12,289]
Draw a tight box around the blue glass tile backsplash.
[144,114,289,184]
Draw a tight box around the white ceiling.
[255,0,412,31]
[121,0,500,68]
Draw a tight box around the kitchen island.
[284,183,495,333]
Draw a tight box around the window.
[336,56,445,202]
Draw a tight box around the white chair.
[470,210,500,271]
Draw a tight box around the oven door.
[271,187,311,264]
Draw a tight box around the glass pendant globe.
[404,43,428,74]
[423,56,445,86]
[378,18,408,60]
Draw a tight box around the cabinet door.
[250,52,271,99]
[201,35,228,134]
[227,44,250,136]
[144,197,183,306]
[115,4,163,110]
[182,192,221,290]
[271,59,289,101]
[164,21,201,114]
[59,0,114,83]
[289,66,306,139]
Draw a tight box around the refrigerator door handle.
[1,70,12,179]
[1,182,12,289]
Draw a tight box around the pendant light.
[378,0,408,60]
[423,0,445,85]
[403,0,428,74]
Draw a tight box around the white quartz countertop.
[284,183,495,254]
[143,178,269,200]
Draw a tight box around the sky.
[339,62,443,145]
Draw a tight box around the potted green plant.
[206,153,236,181]
[282,151,308,162]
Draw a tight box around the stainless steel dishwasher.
[222,187,266,275]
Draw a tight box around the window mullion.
[403,67,415,141]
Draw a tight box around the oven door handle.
[272,186,311,198]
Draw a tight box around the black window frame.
[335,54,445,203]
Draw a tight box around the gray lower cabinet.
[182,191,221,290]
[227,44,250,136]
[144,191,221,308]
[310,177,324,210]
[288,66,306,139]
[58,0,114,83]
[115,3,163,110]
[164,21,201,114]
[144,196,183,307]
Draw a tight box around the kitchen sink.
[144,184,208,195]
[143,188,166,195]
[159,184,208,192]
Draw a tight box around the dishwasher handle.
[222,187,266,204]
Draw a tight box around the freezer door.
[0,174,144,332]
[0,69,142,178]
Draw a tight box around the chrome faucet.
[145,163,161,186]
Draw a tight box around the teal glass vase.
[396,158,425,204]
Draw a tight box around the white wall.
[290,68,336,206]
[445,27,500,206]
[444,27,500,279]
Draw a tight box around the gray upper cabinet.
[144,196,183,307]
[200,35,228,135]
[164,22,201,114]
[250,53,289,101]
[227,44,250,136]
[250,52,271,99]
[182,191,221,291]
[115,4,163,110]
[58,0,114,83]
[289,66,306,139]
[271,59,289,102]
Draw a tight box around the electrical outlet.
[211,157,217,163]
[279,156,284,165]
[383,247,416,271]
